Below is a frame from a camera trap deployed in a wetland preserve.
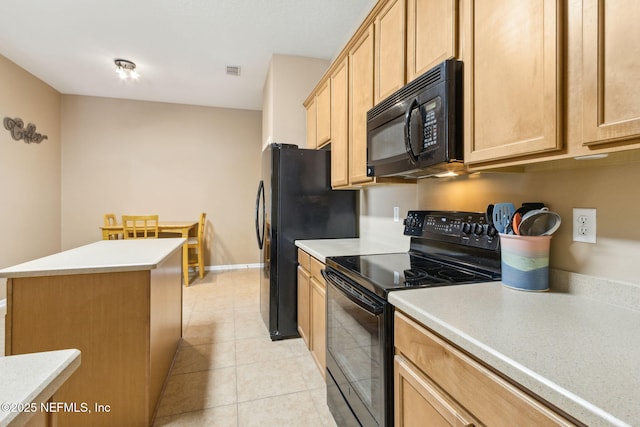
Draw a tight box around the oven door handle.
[322,269,385,315]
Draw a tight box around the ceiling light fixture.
[114,59,139,80]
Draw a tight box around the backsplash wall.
[416,156,640,285]
[359,184,417,248]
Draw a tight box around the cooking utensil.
[492,203,515,234]
[510,204,541,235]
[512,212,522,235]
[518,207,561,236]
[486,204,494,226]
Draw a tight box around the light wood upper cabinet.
[305,99,317,149]
[374,0,406,104]
[462,0,563,164]
[331,59,350,188]
[407,0,458,83]
[349,24,375,185]
[582,0,640,146]
[316,80,332,147]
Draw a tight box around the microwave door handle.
[404,98,420,165]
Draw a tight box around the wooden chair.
[187,212,206,280]
[103,213,120,239]
[103,213,117,226]
[122,215,159,239]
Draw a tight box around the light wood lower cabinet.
[310,276,326,373]
[297,249,327,377]
[395,355,478,427]
[297,265,311,347]
[394,311,581,427]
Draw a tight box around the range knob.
[473,223,484,235]
[403,216,418,228]
[487,224,497,237]
[462,222,472,234]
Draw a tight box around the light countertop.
[0,349,81,426]
[295,238,408,262]
[0,239,185,278]
[389,279,640,427]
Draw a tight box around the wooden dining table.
[100,220,198,286]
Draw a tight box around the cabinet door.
[297,266,310,348]
[349,24,375,185]
[310,276,326,377]
[462,0,563,163]
[331,59,350,188]
[582,0,640,146]
[395,356,478,427]
[407,0,457,83]
[306,100,317,149]
[316,80,332,147]
[374,0,406,104]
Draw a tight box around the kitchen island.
[0,238,185,427]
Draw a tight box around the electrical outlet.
[393,207,400,223]
[573,208,596,243]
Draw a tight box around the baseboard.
[204,263,262,272]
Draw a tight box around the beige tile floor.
[153,268,337,427]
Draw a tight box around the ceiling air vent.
[226,66,241,76]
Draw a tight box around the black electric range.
[323,210,502,427]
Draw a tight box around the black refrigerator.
[255,143,358,340]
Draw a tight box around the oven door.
[323,268,391,427]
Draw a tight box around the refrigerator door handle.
[255,180,265,249]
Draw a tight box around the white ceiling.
[0,0,376,111]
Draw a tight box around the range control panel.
[403,210,499,251]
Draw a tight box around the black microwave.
[366,59,463,178]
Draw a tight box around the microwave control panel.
[421,99,439,150]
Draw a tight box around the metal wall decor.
[3,117,48,144]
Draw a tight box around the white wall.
[262,55,329,149]
[359,184,417,247]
